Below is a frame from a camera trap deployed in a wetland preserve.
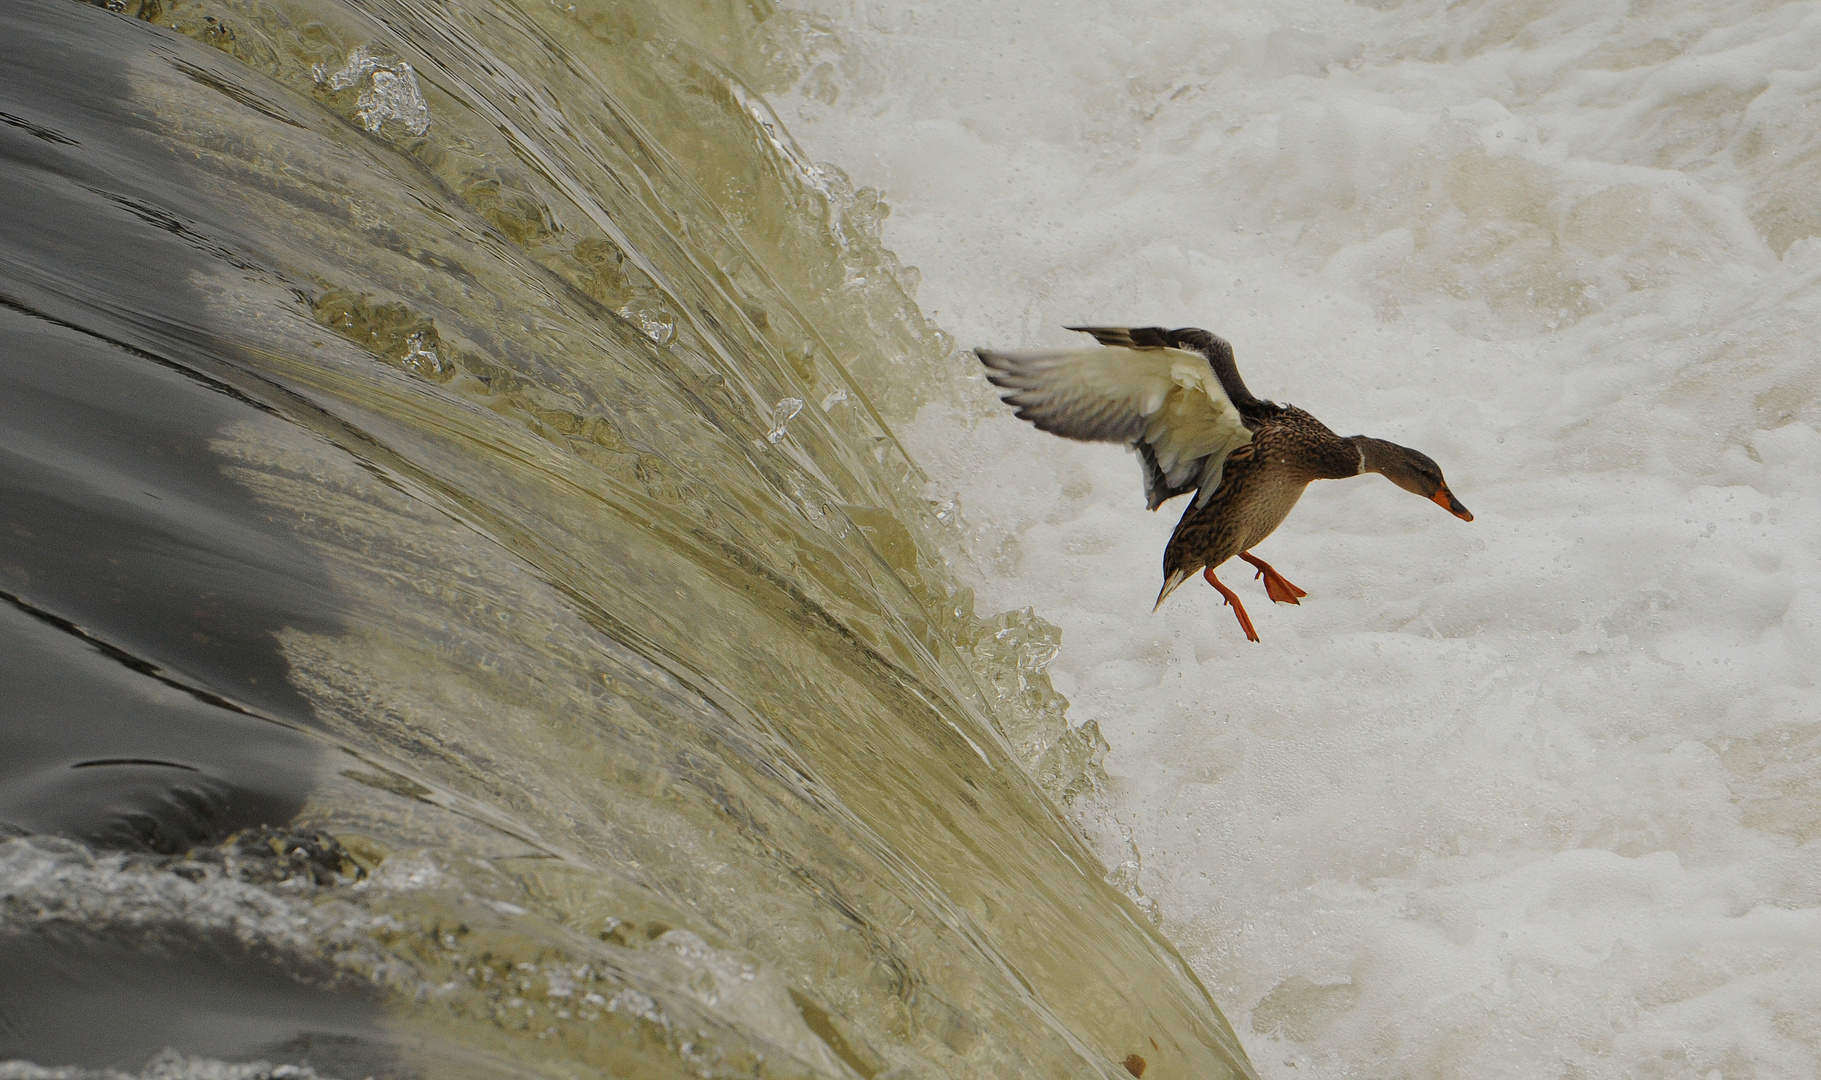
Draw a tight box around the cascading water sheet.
[0,1,1256,1077]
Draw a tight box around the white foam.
[317,46,429,137]
[770,1,1821,1075]
[0,1051,331,1080]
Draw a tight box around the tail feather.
[1153,567,1193,611]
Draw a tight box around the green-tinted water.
[0,1,1253,1076]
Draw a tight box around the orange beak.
[1433,486,1473,522]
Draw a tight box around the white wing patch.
[978,345,1253,507]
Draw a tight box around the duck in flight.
[976,326,1473,642]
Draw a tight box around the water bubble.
[319,46,429,137]
[619,305,675,346]
[767,397,804,443]
[606,988,662,1023]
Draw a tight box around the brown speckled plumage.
[1159,404,1361,586]
[977,325,1473,641]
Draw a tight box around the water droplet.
[767,397,804,443]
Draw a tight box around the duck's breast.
[1237,469,1309,551]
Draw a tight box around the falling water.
[0,1,1251,1077]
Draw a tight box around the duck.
[975,326,1473,642]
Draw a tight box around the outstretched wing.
[1067,325,1271,417]
[1064,326,1180,351]
[976,342,1253,509]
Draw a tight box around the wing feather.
[976,343,1252,509]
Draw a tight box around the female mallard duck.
[976,326,1473,642]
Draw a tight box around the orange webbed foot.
[1240,551,1306,606]
[1203,568,1260,642]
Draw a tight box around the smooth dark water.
[0,0,338,848]
[0,2,379,1065]
[0,935,386,1072]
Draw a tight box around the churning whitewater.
[4,0,1820,1077]
[751,1,1821,1077]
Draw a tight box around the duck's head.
[1352,436,1473,521]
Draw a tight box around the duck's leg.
[1240,550,1306,605]
[1203,568,1260,642]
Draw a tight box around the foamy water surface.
[768,1,1821,1075]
